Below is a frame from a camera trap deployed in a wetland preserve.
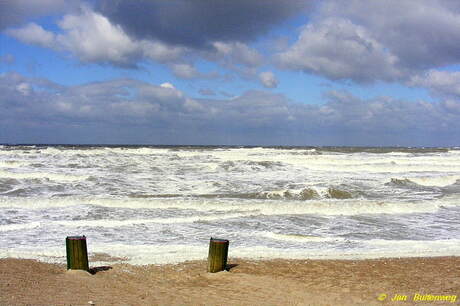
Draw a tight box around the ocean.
[1,145,459,264]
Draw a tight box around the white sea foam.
[389,175,460,187]
[384,152,412,156]
[0,170,89,182]
[2,239,460,265]
[0,196,454,216]
[0,244,207,265]
[208,149,460,173]
[0,197,247,212]
[52,212,255,227]
[257,232,346,242]
[296,162,460,173]
[0,161,30,168]
[0,221,42,232]
[253,200,450,215]
[41,147,105,156]
[412,175,460,187]
[228,240,460,261]
[106,147,168,155]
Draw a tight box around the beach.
[1,256,459,306]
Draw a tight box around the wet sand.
[1,256,459,305]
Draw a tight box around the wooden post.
[207,237,229,273]
[66,236,89,271]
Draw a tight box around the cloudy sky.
[1,0,460,146]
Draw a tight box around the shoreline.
[5,249,460,265]
[1,256,459,305]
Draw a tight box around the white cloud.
[55,7,139,65]
[409,70,460,98]
[259,71,279,88]
[442,99,460,114]
[170,63,199,79]
[320,0,460,70]
[140,40,185,63]
[111,101,160,117]
[184,98,205,112]
[5,5,264,79]
[212,41,262,68]
[6,6,185,67]
[16,82,32,96]
[277,0,460,84]
[6,23,56,48]
[160,83,175,89]
[277,18,401,82]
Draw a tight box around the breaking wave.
[0,196,455,216]
[388,175,460,187]
[0,170,89,182]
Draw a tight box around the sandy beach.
[1,256,458,306]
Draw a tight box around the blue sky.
[1,0,460,146]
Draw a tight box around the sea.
[1,145,459,264]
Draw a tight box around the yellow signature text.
[378,293,457,303]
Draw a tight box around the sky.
[1,0,460,146]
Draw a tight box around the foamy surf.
[0,170,89,182]
[0,196,456,215]
[2,239,460,265]
[257,232,347,242]
[0,221,42,232]
[405,175,460,187]
[1,145,460,264]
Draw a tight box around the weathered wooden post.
[207,237,229,273]
[66,235,89,271]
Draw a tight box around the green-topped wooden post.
[207,237,229,273]
[66,235,89,271]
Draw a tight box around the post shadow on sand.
[225,263,238,271]
[88,266,113,275]
[88,264,236,274]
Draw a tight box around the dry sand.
[1,256,459,306]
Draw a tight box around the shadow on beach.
[89,266,113,275]
[225,263,238,271]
